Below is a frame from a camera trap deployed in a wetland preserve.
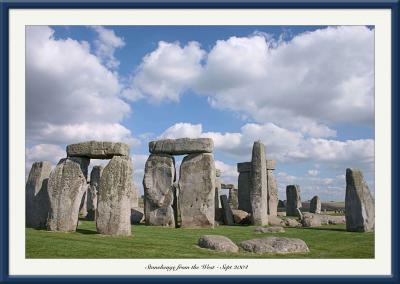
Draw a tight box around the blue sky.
[25,25,375,201]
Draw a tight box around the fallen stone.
[250,141,268,226]
[25,161,52,229]
[220,195,234,225]
[301,213,321,227]
[309,195,321,214]
[96,156,132,236]
[179,153,215,228]
[67,141,129,159]
[284,218,302,227]
[319,215,346,225]
[240,237,309,254]
[143,154,175,227]
[198,235,239,253]
[286,185,302,216]
[232,209,250,224]
[255,226,285,233]
[47,158,87,232]
[345,168,375,232]
[268,215,285,226]
[86,165,103,221]
[149,138,213,155]
[277,211,287,217]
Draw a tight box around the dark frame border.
[0,0,398,282]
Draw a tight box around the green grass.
[26,221,374,259]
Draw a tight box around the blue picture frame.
[0,0,398,282]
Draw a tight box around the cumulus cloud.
[25,144,65,178]
[122,41,205,103]
[307,169,319,177]
[158,122,374,175]
[91,26,125,69]
[26,26,136,172]
[128,26,374,138]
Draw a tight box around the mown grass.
[26,221,374,259]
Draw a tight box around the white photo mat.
[9,8,392,276]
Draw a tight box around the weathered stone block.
[238,171,252,213]
[240,237,309,254]
[26,161,52,229]
[286,185,302,216]
[179,153,215,228]
[220,195,234,225]
[67,141,129,159]
[309,195,321,214]
[266,160,276,170]
[86,165,103,221]
[47,158,87,232]
[345,168,375,232]
[198,235,239,253]
[250,141,268,226]
[143,154,175,227]
[149,138,213,155]
[228,188,238,210]
[267,169,278,216]
[96,156,132,236]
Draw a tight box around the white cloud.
[25,144,65,177]
[26,26,136,152]
[307,169,319,177]
[199,26,374,129]
[123,41,205,103]
[157,122,374,177]
[29,122,140,146]
[91,26,125,69]
[215,160,238,186]
[131,26,374,138]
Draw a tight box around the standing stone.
[179,153,215,228]
[220,195,234,225]
[69,157,90,180]
[215,170,222,219]
[47,158,87,232]
[79,187,88,217]
[237,162,252,213]
[97,156,133,236]
[172,182,180,228]
[228,188,239,210]
[86,165,103,221]
[286,185,302,216]
[309,195,321,214]
[143,154,175,227]
[267,169,278,216]
[130,182,139,208]
[250,141,268,226]
[345,168,375,232]
[26,161,52,228]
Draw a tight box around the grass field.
[26,220,374,259]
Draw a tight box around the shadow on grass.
[76,228,99,235]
